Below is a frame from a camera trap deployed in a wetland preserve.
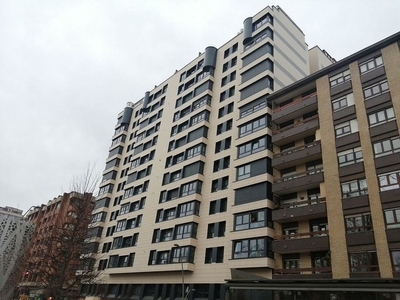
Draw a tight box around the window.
[363,80,389,99]
[209,198,227,215]
[369,107,395,127]
[178,201,200,217]
[238,115,268,137]
[341,178,368,198]
[378,170,400,191]
[174,222,197,240]
[345,213,372,233]
[215,137,231,153]
[186,143,206,159]
[373,136,400,158]
[205,247,224,264]
[171,246,195,263]
[384,207,400,228]
[238,136,270,158]
[116,219,127,232]
[234,209,271,231]
[359,56,383,74]
[349,251,379,272]
[180,180,202,196]
[391,250,400,272]
[335,120,358,138]
[207,221,226,238]
[337,147,363,167]
[237,164,251,180]
[329,69,350,87]
[233,237,272,259]
[284,256,300,270]
[252,13,273,31]
[332,93,354,112]
[213,156,230,172]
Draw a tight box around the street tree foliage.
[25,163,101,300]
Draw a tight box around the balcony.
[380,188,400,204]
[272,197,327,223]
[273,141,321,170]
[273,231,330,254]
[272,92,318,124]
[386,227,400,243]
[273,267,332,279]
[346,231,375,246]
[273,115,319,146]
[272,168,324,195]
[342,194,369,210]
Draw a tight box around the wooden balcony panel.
[272,170,324,195]
[345,231,375,246]
[272,116,319,146]
[272,94,318,124]
[272,199,327,223]
[273,232,330,254]
[273,141,322,169]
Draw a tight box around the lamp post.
[174,244,184,300]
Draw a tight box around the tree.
[24,164,101,300]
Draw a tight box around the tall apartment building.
[22,192,94,300]
[225,32,400,299]
[83,5,337,300]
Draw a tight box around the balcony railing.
[274,168,324,184]
[274,141,321,158]
[277,197,326,209]
[275,230,329,240]
[273,92,317,113]
[274,266,332,275]
[275,114,319,134]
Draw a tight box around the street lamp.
[174,244,184,300]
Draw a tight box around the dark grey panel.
[242,43,273,67]
[360,67,386,84]
[143,91,150,109]
[342,195,369,210]
[364,92,392,110]
[121,106,133,125]
[241,59,273,83]
[103,170,117,181]
[369,121,398,139]
[339,162,364,177]
[194,81,213,96]
[105,158,120,170]
[250,158,267,177]
[333,105,356,123]
[346,231,375,246]
[243,17,253,45]
[335,132,360,148]
[234,182,268,205]
[240,76,272,100]
[188,126,208,143]
[330,80,352,97]
[203,46,218,72]
[127,172,137,184]
[108,146,123,158]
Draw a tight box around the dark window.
[234,209,272,231]
[209,198,227,215]
[349,251,379,272]
[345,213,373,233]
[384,207,400,229]
[233,237,273,259]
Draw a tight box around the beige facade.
[84,5,316,300]
[268,33,400,297]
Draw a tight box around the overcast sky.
[1,0,399,214]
